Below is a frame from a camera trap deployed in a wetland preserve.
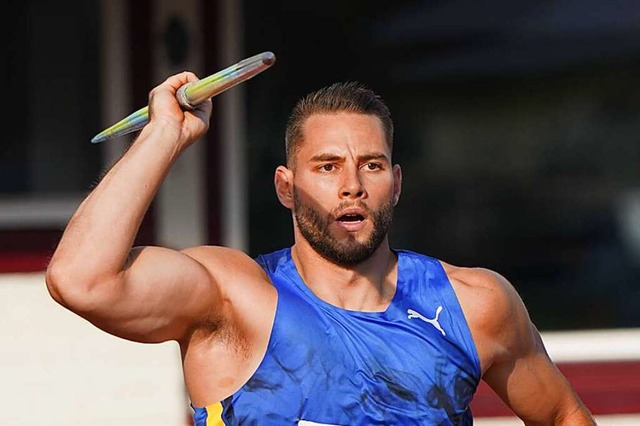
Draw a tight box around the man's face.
[290,112,401,266]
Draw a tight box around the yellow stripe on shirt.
[206,402,224,426]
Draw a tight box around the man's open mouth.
[337,213,365,223]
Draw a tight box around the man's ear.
[274,165,295,209]
[392,164,402,206]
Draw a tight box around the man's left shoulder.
[443,263,529,338]
[443,263,513,295]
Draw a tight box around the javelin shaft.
[91,51,275,144]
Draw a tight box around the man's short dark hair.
[284,82,394,168]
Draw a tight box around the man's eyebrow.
[309,153,343,162]
[308,152,390,163]
[359,152,390,162]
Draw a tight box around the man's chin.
[328,246,380,267]
[330,233,373,251]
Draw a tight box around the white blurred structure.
[0,273,188,425]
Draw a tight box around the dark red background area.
[0,230,61,273]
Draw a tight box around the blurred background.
[2,0,639,424]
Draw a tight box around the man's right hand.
[142,71,213,153]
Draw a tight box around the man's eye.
[321,164,335,172]
[365,163,381,170]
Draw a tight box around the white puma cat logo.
[407,306,446,336]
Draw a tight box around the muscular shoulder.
[442,263,519,321]
[181,246,270,287]
[441,262,535,372]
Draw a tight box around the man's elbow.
[45,260,112,315]
[553,399,596,426]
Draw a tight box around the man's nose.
[340,168,366,199]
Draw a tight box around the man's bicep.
[483,324,591,425]
[87,245,223,343]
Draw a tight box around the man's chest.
[222,299,477,425]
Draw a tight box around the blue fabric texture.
[220,248,481,425]
[192,404,208,426]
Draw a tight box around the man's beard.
[293,188,394,267]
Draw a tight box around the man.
[46,71,595,425]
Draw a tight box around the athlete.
[46,71,595,425]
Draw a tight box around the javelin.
[91,51,276,144]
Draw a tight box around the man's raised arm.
[46,72,222,343]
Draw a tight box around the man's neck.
[290,238,398,312]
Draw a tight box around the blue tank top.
[194,248,481,425]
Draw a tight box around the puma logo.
[407,306,446,336]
